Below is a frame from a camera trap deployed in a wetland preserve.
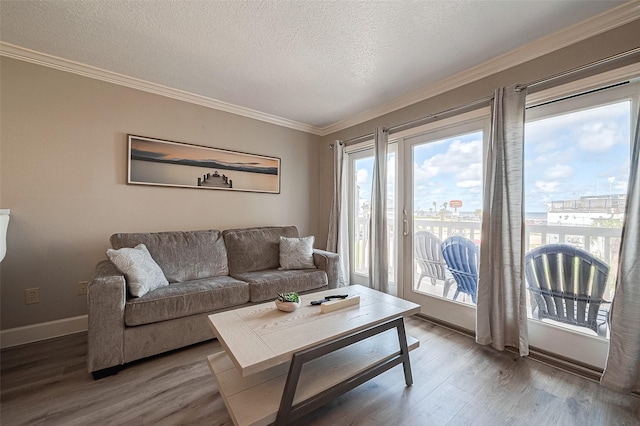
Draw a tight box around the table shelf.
[208,329,419,426]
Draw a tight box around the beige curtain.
[326,141,342,253]
[476,86,529,356]
[369,127,389,293]
[326,141,350,285]
[600,107,640,393]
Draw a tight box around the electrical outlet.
[77,281,88,296]
[25,288,40,305]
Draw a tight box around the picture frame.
[127,135,281,194]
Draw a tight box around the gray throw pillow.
[106,243,169,297]
[279,236,316,270]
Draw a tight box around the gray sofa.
[87,226,339,379]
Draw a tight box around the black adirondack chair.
[524,244,611,337]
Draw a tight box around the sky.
[130,136,278,168]
[412,132,483,213]
[524,100,630,212]
[355,99,631,216]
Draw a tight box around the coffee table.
[206,284,420,426]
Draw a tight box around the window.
[348,145,397,294]
[524,82,637,338]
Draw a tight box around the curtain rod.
[332,94,489,147]
[337,46,640,146]
[518,46,640,93]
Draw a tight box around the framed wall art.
[127,135,280,194]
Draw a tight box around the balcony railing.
[353,216,621,298]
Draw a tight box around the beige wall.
[317,19,640,247]
[0,58,322,329]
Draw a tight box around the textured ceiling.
[0,1,629,130]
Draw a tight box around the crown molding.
[0,42,324,136]
[320,2,640,136]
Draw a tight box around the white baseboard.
[0,315,88,349]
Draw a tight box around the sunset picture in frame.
[127,135,280,194]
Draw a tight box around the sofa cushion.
[106,244,169,297]
[111,230,228,283]
[223,226,299,275]
[233,269,328,302]
[279,236,316,270]
[125,276,249,326]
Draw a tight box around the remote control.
[310,294,349,305]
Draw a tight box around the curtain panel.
[326,141,350,286]
[326,141,342,253]
[369,127,389,293]
[600,106,640,394]
[476,86,529,356]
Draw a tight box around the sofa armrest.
[313,249,342,289]
[87,260,127,375]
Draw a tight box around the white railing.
[353,216,622,297]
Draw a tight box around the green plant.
[277,292,299,303]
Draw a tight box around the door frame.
[399,112,490,331]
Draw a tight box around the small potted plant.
[275,292,300,312]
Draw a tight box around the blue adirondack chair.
[524,244,611,337]
[441,236,479,303]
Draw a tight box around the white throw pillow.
[106,243,169,297]
[279,236,316,270]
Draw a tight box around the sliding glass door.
[401,117,489,329]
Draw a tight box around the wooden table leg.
[275,316,413,425]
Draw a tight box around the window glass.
[412,130,484,305]
[524,98,631,338]
[352,156,373,278]
[351,151,397,293]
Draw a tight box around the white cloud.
[526,100,629,155]
[412,135,485,211]
[533,148,575,164]
[457,162,482,181]
[526,101,628,142]
[543,164,573,180]
[429,187,446,195]
[578,124,621,153]
[356,168,369,185]
[457,179,482,188]
[531,139,559,154]
[414,159,440,181]
[524,101,630,211]
[414,138,482,182]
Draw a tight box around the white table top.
[208,284,420,377]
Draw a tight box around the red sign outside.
[449,200,463,208]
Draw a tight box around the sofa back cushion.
[110,230,228,283]
[223,226,299,275]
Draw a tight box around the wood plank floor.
[1,317,638,425]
